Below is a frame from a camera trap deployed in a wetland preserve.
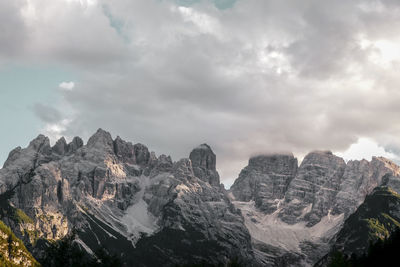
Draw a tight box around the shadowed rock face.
[332,187,400,257]
[230,150,400,266]
[231,153,298,213]
[189,144,220,186]
[52,137,68,155]
[0,130,254,266]
[113,136,136,164]
[280,151,346,225]
[4,129,400,267]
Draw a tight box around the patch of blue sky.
[0,65,75,166]
[102,4,130,43]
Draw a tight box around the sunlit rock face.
[3,128,400,266]
[0,129,254,266]
[230,150,400,266]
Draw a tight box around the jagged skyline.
[2,0,400,186]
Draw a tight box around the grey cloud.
[4,0,400,184]
[33,103,62,123]
[0,0,27,62]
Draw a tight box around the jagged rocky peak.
[279,151,346,225]
[86,128,114,150]
[190,144,217,170]
[156,154,173,170]
[113,136,136,164]
[2,134,53,176]
[52,137,67,155]
[28,134,51,154]
[173,158,196,181]
[231,153,298,213]
[189,143,220,186]
[333,155,400,216]
[3,146,22,168]
[67,136,83,153]
[133,143,150,165]
[51,136,84,156]
[44,136,84,157]
[372,156,400,175]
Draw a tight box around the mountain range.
[1,129,400,266]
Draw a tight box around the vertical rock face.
[230,149,400,266]
[4,129,400,267]
[133,157,254,266]
[113,136,136,164]
[3,146,22,168]
[67,136,83,153]
[52,137,68,156]
[189,144,220,186]
[133,143,150,165]
[280,151,346,225]
[0,130,254,266]
[333,157,400,216]
[231,153,297,213]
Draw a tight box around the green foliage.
[386,187,400,198]
[0,220,40,267]
[365,218,389,240]
[328,228,400,267]
[0,220,12,236]
[11,208,34,224]
[381,212,400,228]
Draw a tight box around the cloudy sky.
[2,0,400,187]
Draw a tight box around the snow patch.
[121,176,158,245]
[233,201,344,252]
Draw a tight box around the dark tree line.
[41,231,122,267]
[328,228,400,267]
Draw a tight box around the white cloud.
[59,81,75,90]
[42,119,72,145]
[335,138,399,162]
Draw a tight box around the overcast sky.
[2,0,400,187]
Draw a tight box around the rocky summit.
[229,150,400,266]
[1,130,400,266]
[0,129,252,266]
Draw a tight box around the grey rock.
[52,137,68,155]
[230,150,400,266]
[334,156,400,216]
[135,157,254,266]
[280,151,346,225]
[0,130,255,266]
[231,153,297,213]
[189,144,220,186]
[67,136,83,153]
[3,146,22,168]
[87,128,114,151]
[113,136,136,164]
[133,143,150,165]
